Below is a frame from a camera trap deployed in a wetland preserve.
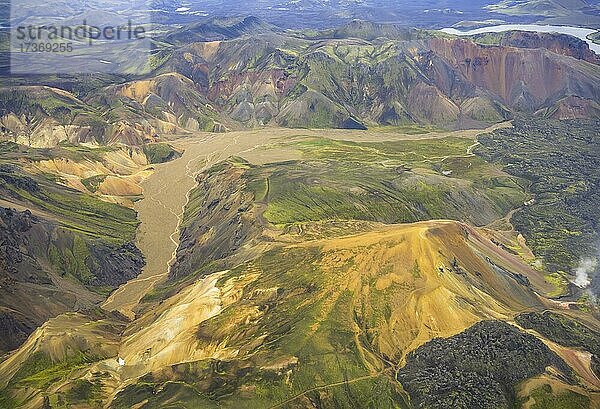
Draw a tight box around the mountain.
[2,185,599,406]
[0,15,599,409]
[0,87,110,148]
[0,204,141,354]
[164,16,277,45]
[0,86,158,147]
[2,19,599,148]
[149,19,600,130]
[0,140,179,354]
[1,115,598,407]
[90,73,228,133]
[471,30,600,64]
[0,216,569,406]
[110,220,555,407]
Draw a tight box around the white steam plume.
[572,257,598,288]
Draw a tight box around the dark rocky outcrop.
[88,242,144,287]
[515,311,600,356]
[475,118,600,274]
[164,16,275,45]
[397,320,573,409]
[493,31,599,64]
[169,161,262,281]
[0,206,143,354]
[0,207,51,283]
[0,311,35,353]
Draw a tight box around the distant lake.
[440,24,600,56]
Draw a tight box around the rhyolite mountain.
[0,144,146,354]
[2,126,599,407]
[2,18,600,148]
[101,18,600,129]
[0,15,599,409]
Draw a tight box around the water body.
[440,24,600,55]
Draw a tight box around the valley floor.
[2,121,599,409]
[102,129,306,317]
[102,123,511,319]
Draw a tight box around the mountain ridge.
[2,19,600,148]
